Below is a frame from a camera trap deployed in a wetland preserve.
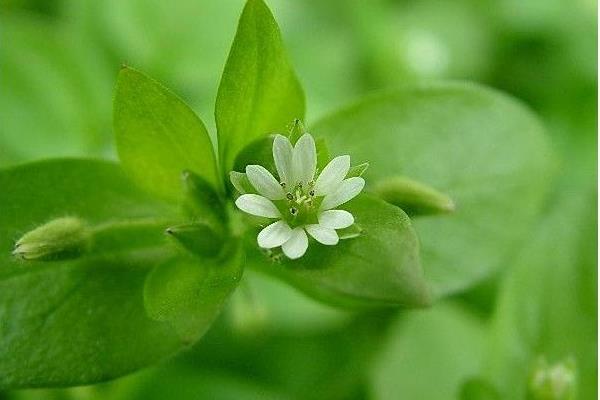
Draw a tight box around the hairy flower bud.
[373,176,455,217]
[13,217,90,261]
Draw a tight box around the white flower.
[233,133,365,259]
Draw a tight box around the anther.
[290,207,298,215]
[309,190,315,197]
[286,193,294,201]
[280,182,286,188]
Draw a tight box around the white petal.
[282,227,309,259]
[320,177,365,211]
[291,133,317,186]
[313,155,350,196]
[272,134,293,185]
[229,171,249,194]
[305,224,339,245]
[246,165,285,200]
[318,210,354,229]
[235,194,281,218]
[257,220,293,248]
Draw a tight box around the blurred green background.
[0,0,596,399]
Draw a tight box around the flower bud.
[529,357,577,400]
[13,217,90,261]
[373,176,456,217]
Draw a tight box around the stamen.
[309,189,315,197]
[286,193,294,201]
[280,182,286,188]
[290,207,298,215]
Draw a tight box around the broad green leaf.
[216,0,305,172]
[114,67,219,201]
[247,193,430,308]
[0,160,219,389]
[483,177,597,400]
[143,243,243,343]
[370,303,486,400]
[312,82,554,297]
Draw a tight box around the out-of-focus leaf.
[225,269,352,335]
[370,303,485,399]
[0,160,224,388]
[248,193,430,308]
[114,67,219,201]
[0,16,113,167]
[483,176,597,399]
[216,0,305,172]
[312,82,554,298]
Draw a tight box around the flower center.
[279,180,320,227]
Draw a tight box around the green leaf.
[370,303,486,400]
[114,67,219,201]
[483,178,597,400]
[143,242,243,344]
[247,193,430,308]
[0,160,220,389]
[216,0,305,172]
[312,82,554,297]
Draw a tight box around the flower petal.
[273,134,293,185]
[235,194,281,218]
[257,220,293,248]
[282,227,309,259]
[246,165,285,200]
[320,177,365,211]
[313,155,350,196]
[305,224,339,245]
[318,209,354,229]
[291,133,317,186]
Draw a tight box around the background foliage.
[0,0,596,398]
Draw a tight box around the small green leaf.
[312,83,554,297]
[373,176,456,217]
[143,242,243,344]
[216,0,305,172]
[114,67,219,202]
[247,193,430,308]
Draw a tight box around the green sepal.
[165,222,225,258]
[181,170,226,227]
[347,162,369,178]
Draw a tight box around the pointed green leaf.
[312,82,554,298]
[114,67,219,201]
[216,0,305,172]
[247,193,430,308]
